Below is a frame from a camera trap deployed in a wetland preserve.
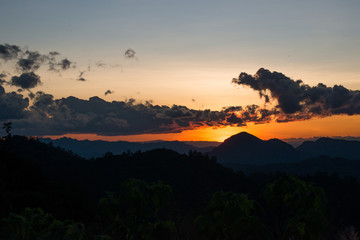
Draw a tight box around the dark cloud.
[0,43,74,74]
[16,50,45,72]
[0,73,7,85]
[0,89,29,120]
[232,68,360,118]
[1,94,270,136]
[49,51,60,56]
[10,72,41,89]
[77,71,86,81]
[0,44,21,61]
[32,91,54,108]
[0,72,7,79]
[48,54,74,72]
[59,58,71,70]
[104,90,113,96]
[124,48,136,59]
[0,85,4,95]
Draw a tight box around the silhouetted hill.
[0,136,239,208]
[40,137,212,158]
[211,132,304,165]
[3,134,360,237]
[0,143,92,221]
[297,137,360,160]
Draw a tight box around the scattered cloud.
[49,57,73,72]
[104,90,113,96]
[10,72,41,89]
[0,44,21,61]
[1,43,75,87]
[77,71,86,81]
[16,50,45,72]
[124,48,137,59]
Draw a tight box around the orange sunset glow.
[43,115,360,143]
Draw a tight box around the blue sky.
[1,0,360,140]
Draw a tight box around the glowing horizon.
[41,114,360,142]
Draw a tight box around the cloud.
[59,58,71,70]
[1,43,74,74]
[232,68,360,119]
[49,58,73,71]
[49,51,60,56]
[124,48,136,59]
[104,90,113,96]
[0,89,29,120]
[2,92,269,136]
[10,72,41,89]
[0,44,21,61]
[77,71,86,81]
[3,67,360,136]
[0,73,7,85]
[16,50,46,72]
[95,61,121,69]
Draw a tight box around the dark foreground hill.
[229,155,360,182]
[2,135,360,238]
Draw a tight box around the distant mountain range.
[210,131,360,168]
[40,138,217,158]
[41,132,360,170]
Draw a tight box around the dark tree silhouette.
[2,122,12,137]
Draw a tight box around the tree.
[194,191,262,240]
[0,208,85,240]
[97,179,175,240]
[2,122,12,137]
[261,176,327,240]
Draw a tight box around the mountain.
[211,132,304,165]
[40,137,213,158]
[297,137,360,160]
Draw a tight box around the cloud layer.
[232,68,360,122]
[0,88,273,136]
[1,59,360,136]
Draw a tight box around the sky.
[1,0,360,142]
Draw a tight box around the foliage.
[97,179,175,240]
[261,175,327,240]
[0,208,84,240]
[336,226,360,240]
[194,191,262,240]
